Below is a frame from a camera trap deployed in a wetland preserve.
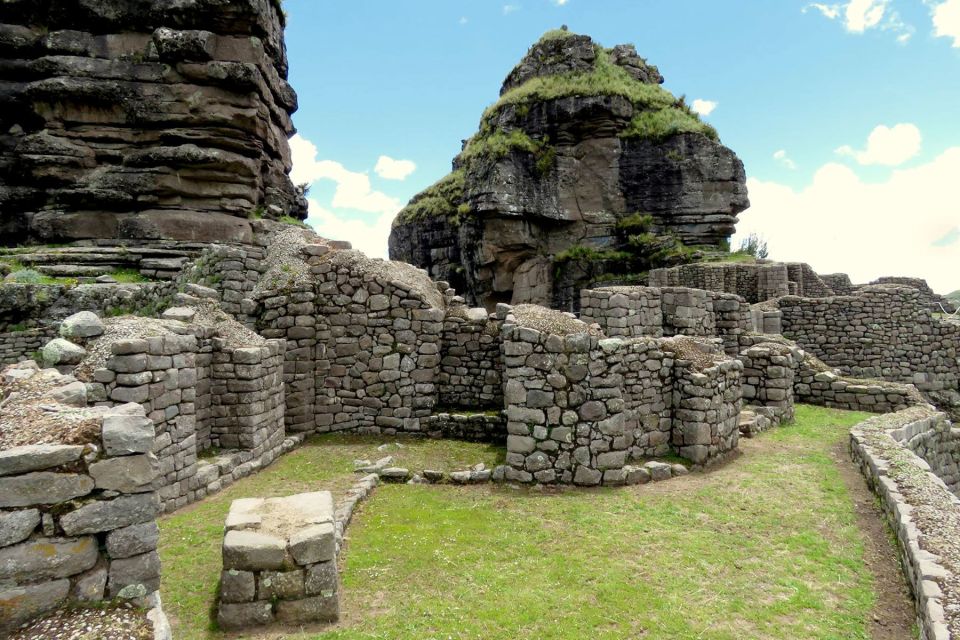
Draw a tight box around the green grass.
[110,268,151,284]
[159,406,891,640]
[393,170,466,226]
[622,106,719,142]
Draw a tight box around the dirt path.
[830,441,916,640]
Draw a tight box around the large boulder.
[389,30,749,311]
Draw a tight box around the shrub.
[394,170,466,226]
[7,269,44,284]
[738,233,769,259]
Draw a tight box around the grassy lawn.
[160,406,890,640]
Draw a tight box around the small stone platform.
[217,492,339,630]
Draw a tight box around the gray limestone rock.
[89,454,160,493]
[0,509,40,547]
[59,311,104,339]
[60,493,160,536]
[0,444,84,476]
[0,536,98,583]
[0,579,70,634]
[0,472,94,508]
[105,522,161,559]
[101,413,155,456]
[222,530,287,571]
[42,338,86,366]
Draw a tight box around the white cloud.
[291,134,403,258]
[835,123,922,166]
[734,148,960,293]
[805,0,913,40]
[845,0,887,31]
[691,99,718,117]
[304,199,394,259]
[459,16,468,25]
[374,156,417,181]
[503,4,521,14]
[808,2,841,19]
[552,0,570,5]
[290,134,400,216]
[933,0,960,46]
[773,149,798,170]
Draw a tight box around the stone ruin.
[0,6,957,639]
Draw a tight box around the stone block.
[220,569,256,604]
[258,569,305,600]
[0,472,94,508]
[217,601,274,630]
[288,523,336,565]
[0,536,98,583]
[0,444,84,477]
[274,594,339,624]
[60,493,159,536]
[89,454,160,493]
[102,414,155,456]
[108,550,161,596]
[223,530,287,571]
[106,522,160,559]
[0,579,70,634]
[0,509,40,547]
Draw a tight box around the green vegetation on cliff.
[393,170,465,226]
[621,104,719,142]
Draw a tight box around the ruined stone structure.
[389,31,748,311]
[0,0,306,245]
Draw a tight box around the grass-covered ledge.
[158,405,917,639]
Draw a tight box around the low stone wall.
[0,366,163,634]
[439,307,504,410]
[850,407,960,639]
[896,414,960,495]
[502,317,627,486]
[0,327,55,365]
[649,261,835,304]
[420,412,506,443]
[218,492,339,630]
[306,252,445,436]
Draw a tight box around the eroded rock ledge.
[0,0,307,245]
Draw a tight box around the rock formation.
[389,30,749,311]
[0,0,307,246]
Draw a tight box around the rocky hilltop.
[389,30,749,311]
[0,0,306,246]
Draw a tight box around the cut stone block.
[222,530,287,571]
[0,444,84,477]
[0,472,94,508]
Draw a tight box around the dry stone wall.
[439,306,504,410]
[778,286,960,406]
[0,363,164,634]
[850,407,960,639]
[581,286,752,356]
[620,338,674,458]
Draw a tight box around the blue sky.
[284,0,960,293]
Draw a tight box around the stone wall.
[895,414,960,495]
[850,407,960,639]
[307,252,445,436]
[502,316,628,486]
[739,343,796,426]
[439,306,504,410]
[669,352,742,464]
[0,364,163,634]
[420,412,506,442]
[581,286,752,356]
[779,285,960,403]
[580,287,664,338]
[0,327,55,364]
[620,338,674,459]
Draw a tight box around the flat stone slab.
[0,444,84,476]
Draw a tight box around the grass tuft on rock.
[394,170,466,226]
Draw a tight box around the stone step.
[36,265,116,277]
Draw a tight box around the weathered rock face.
[389,31,748,312]
[0,0,307,245]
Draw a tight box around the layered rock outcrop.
[389,30,748,312]
[0,0,306,245]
